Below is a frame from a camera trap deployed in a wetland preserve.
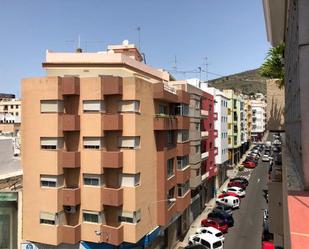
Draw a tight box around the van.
[188,233,224,249]
[216,196,240,209]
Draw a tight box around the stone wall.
[266,79,285,131]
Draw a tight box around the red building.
[201,92,218,201]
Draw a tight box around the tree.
[260,43,285,88]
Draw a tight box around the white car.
[262,154,270,162]
[188,233,223,249]
[273,139,281,145]
[195,227,225,243]
[223,187,246,197]
[216,196,240,209]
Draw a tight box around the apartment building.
[263,0,309,248]
[169,79,205,222]
[22,43,191,249]
[224,90,241,165]
[0,98,21,134]
[245,99,252,143]
[201,86,229,189]
[251,99,266,142]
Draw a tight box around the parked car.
[195,227,225,243]
[246,156,259,164]
[242,160,256,169]
[223,186,246,198]
[217,192,239,198]
[185,245,208,249]
[262,241,275,249]
[272,146,281,153]
[188,233,224,249]
[230,177,249,186]
[274,154,282,165]
[201,218,229,233]
[213,205,233,215]
[273,139,281,145]
[216,196,240,209]
[208,209,234,227]
[262,154,270,162]
[228,181,247,189]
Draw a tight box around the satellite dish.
[122,39,129,46]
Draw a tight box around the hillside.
[208,68,267,95]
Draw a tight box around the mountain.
[208,68,267,95]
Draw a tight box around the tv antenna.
[137,26,141,50]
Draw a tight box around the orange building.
[21,43,192,249]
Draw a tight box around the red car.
[218,192,239,198]
[201,218,228,233]
[228,181,247,189]
[262,241,275,249]
[242,161,256,168]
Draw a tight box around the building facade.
[22,43,191,249]
[251,98,266,142]
[263,0,309,248]
[0,98,21,135]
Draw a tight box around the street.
[223,158,269,249]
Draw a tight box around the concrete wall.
[266,79,285,131]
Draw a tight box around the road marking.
[257,178,260,183]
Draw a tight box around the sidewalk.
[174,145,256,249]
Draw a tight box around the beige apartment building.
[0,98,21,134]
[22,43,192,249]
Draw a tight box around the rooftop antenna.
[204,56,209,83]
[137,26,141,50]
[76,35,82,53]
[173,55,178,72]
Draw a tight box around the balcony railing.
[61,77,80,95]
[103,114,123,130]
[177,142,190,156]
[102,151,123,168]
[61,224,81,244]
[201,110,209,117]
[176,90,190,104]
[62,114,80,131]
[63,187,81,206]
[61,151,80,168]
[214,147,218,155]
[102,187,123,206]
[214,130,218,137]
[213,112,218,120]
[153,83,178,103]
[154,115,178,130]
[176,190,191,213]
[101,224,124,245]
[201,130,209,138]
[176,116,190,130]
[101,76,123,95]
[201,151,209,159]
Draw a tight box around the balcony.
[100,224,124,245]
[214,129,218,137]
[177,116,190,129]
[153,83,178,103]
[61,77,80,95]
[177,142,190,156]
[63,187,81,206]
[177,90,190,104]
[61,151,80,168]
[103,114,123,130]
[201,131,209,138]
[62,114,80,131]
[201,151,209,159]
[102,187,123,206]
[154,115,178,130]
[190,174,202,189]
[61,224,81,244]
[201,110,209,117]
[214,112,218,120]
[176,165,191,183]
[176,190,191,213]
[102,151,123,168]
[102,76,123,95]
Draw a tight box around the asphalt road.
[223,157,269,249]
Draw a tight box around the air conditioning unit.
[64,206,76,214]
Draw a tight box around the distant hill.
[208,68,267,95]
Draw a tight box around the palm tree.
[260,43,285,88]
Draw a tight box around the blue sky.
[0,0,270,96]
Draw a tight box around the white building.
[201,84,229,186]
[251,99,267,141]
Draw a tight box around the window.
[167,187,175,206]
[167,158,174,178]
[40,137,63,150]
[228,137,231,145]
[40,175,63,188]
[167,131,174,146]
[195,123,200,131]
[177,181,189,197]
[121,173,141,187]
[40,100,64,113]
[83,100,105,112]
[158,104,168,115]
[118,100,140,113]
[83,211,104,223]
[175,104,189,116]
[228,108,231,115]
[40,212,59,225]
[177,156,189,170]
[118,210,141,223]
[119,136,140,149]
[177,130,189,143]
[83,137,104,149]
[195,100,200,109]
[195,145,200,153]
[228,124,231,129]
[83,174,104,186]
[16,105,19,109]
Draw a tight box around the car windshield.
[201,239,211,248]
[216,232,223,237]
[213,241,223,248]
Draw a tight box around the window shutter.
[119,137,140,148]
[41,137,63,147]
[83,137,103,146]
[40,212,56,221]
[41,100,63,113]
[83,100,104,112]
